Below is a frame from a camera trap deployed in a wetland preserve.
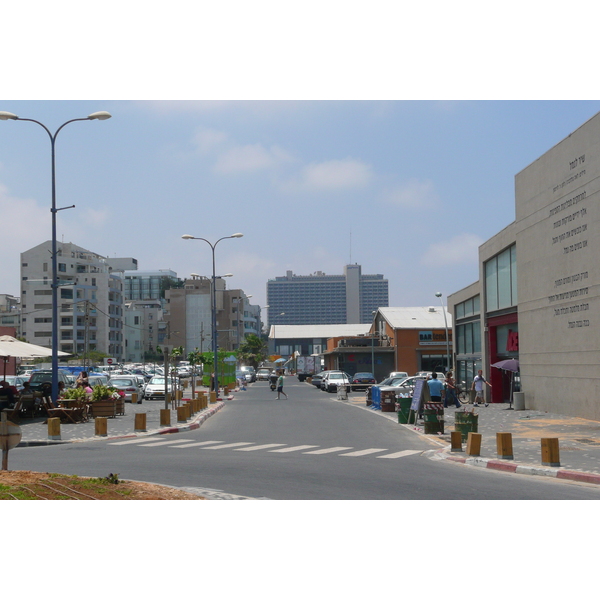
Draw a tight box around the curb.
[16,400,227,447]
[440,450,600,485]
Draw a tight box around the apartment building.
[20,241,125,359]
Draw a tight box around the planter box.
[115,397,125,416]
[90,399,117,418]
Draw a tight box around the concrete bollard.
[496,432,514,460]
[466,432,482,456]
[134,412,147,432]
[47,417,61,440]
[95,416,108,437]
[450,431,463,452]
[160,409,171,426]
[541,437,560,467]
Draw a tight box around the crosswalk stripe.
[269,445,319,453]
[304,446,353,455]
[108,437,180,446]
[168,440,225,448]
[377,450,422,459]
[339,448,388,457]
[199,442,256,450]
[135,439,195,447]
[234,444,287,452]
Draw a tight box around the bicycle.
[455,381,470,404]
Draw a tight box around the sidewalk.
[13,389,228,446]
[407,402,600,485]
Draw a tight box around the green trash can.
[397,396,415,424]
[423,402,444,434]
[455,410,478,441]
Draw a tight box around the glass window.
[485,258,498,312]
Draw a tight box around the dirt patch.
[0,471,204,500]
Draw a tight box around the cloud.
[192,128,229,155]
[381,178,439,208]
[420,233,483,267]
[283,158,373,192]
[213,143,293,174]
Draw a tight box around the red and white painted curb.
[440,451,600,485]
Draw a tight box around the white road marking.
[269,445,319,453]
[168,440,225,448]
[108,437,189,445]
[234,444,287,451]
[303,446,353,455]
[339,448,388,457]
[135,439,196,447]
[199,442,256,450]
[377,450,422,459]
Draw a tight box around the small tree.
[187,348,204,398]
[237,334,268,369]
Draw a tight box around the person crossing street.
[276,371,288,400]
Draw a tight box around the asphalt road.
[9,378,600,499]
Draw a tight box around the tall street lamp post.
[0,110,111,405]
[435,292,451,373]
[182,233,243,397]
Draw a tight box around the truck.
[296,356,318,381]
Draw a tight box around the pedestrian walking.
[426,372,444,403]
[276,371,288,400]
[444,370,461,408]
[472,369,492,406]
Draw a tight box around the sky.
[1,99,600,317]
[0,100,600,316]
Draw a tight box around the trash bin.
[513,391,525,410]
[381,389,396,412]
[423,402,444,434]
[397,396,415,424]
[454,410,478,441]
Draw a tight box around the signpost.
[0,412,22,471]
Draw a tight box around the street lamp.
[435,292,451,374]
[0,110,112,405]
[182,233,243,397]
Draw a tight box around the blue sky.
[2,100,599,313]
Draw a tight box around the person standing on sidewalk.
[427,372,444,403]
[276,371,288,400]
[472,369,492,407]
[444,371,461,408]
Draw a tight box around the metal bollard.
[47,417,61,440]
[450,431,463,452]
[95,416,108,437]
[496,432,514,460]
[541,437,560,467]
[466,432,482,456]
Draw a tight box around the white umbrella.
[0,336,70,378]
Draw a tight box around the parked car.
[108,376,142,403]
[239,366,257,382]
[88,374,111,388]
[143,375,180,401]
[2,375,28,392]
[236,370,253,384]
[389,371,408,379]
[311,371,327,388]
[257,368,271,381]
[28,370,71,393]
[351,372,376,391]
[321,371,351,393]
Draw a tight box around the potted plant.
[89,384,118,418]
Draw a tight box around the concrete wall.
[515,112,600,418]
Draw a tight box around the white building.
[21,241,125,359]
